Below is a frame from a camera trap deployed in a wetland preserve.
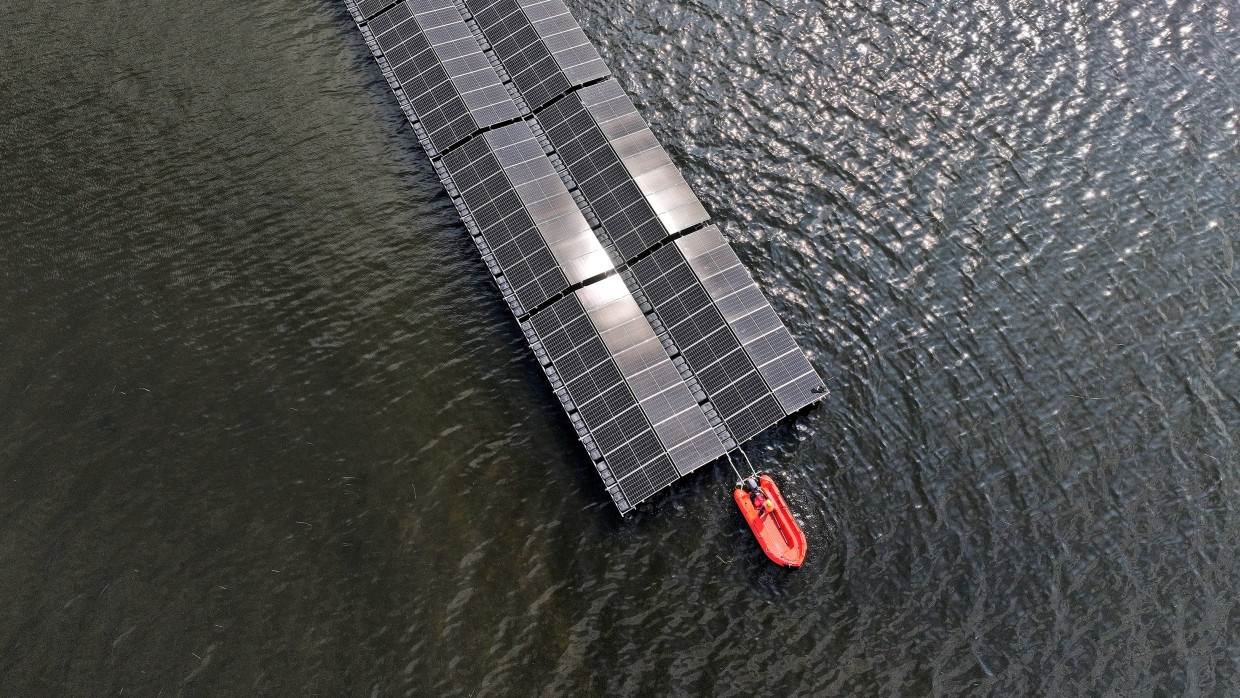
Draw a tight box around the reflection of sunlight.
[576,275,630,314]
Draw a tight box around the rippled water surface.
[2,0,1238,694]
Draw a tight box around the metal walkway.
[344,0,825,514]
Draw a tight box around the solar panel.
[630,244,787,442]
[363,0,522,154]
[482,123,614,286]
[350,0,394,21]
[578,80,710,234]
[441,120,613,313]
[578,277,725,475]
[536,80,710,262]
[463,0,610,111]
[675,226,824,414]
[524,277,725,512]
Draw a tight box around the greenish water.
[2,0,1238,694]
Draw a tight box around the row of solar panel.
[442,121,612,312]
[524,278,725,507]
[360,2,521,154]
[355,0,700,266]
[344,0,824,512]
[538,81,710,260]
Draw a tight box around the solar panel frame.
[578,80,710,235]
[441,126,568,312]
[577,277,726,476]
[537,94,664,261]
[351,0,395,21]
[482,122,614,286]
[629,243,788,442]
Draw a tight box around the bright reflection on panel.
[485,123,614,284]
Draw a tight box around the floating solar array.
[344,0,825,514]
[669,228,823,417]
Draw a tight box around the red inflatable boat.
[734,474,807,567]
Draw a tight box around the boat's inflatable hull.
[734,474,807,567]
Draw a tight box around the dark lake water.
[2,0,1238,694]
